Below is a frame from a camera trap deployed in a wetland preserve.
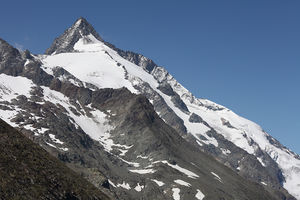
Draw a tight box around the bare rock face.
[0,39,24,75]
[189,113,203,123]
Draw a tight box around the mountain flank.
[0,118,112,200]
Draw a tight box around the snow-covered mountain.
[0,17,299,199]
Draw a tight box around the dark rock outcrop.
[0,119,111,200]
[189,113,203,123]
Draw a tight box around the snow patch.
[153,160,199,179]
[134,183,144,192]
[172,188,180,200]
[108,180,116,188]
[42,86,115,153]
[211,172,222,183]
[38,127,49,134]
[117,156,140,168]
[45,142,57,149]
[0,74,34,101]
[261,182,267,186]
[117,181,131,190]
[195,189,205,200]
[129,169,156,174]
[23,124,36,132]
[257,157,266,167]
[49,134,64,144]
[174,179,191,187]
[220,148,231,155]
[151,179,165,186]
[137,155,149,159]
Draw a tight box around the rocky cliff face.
[0,17,299,200]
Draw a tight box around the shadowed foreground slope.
[0,119,111,200]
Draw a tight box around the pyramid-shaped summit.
[45,17,103,55]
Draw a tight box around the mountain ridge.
[0,18,299,199]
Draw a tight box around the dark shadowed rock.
[157,82,176,96]
[0,119,111,200]
[189,113,203,123]
[171,93,190,114]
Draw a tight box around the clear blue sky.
[0,0,299,154]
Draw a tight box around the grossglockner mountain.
[0,17,299,200]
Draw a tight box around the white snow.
[24,59,31,66]
[172,188,180,200]
[151,179,165,186]
[220,148,231,155]
[49,134,64,144]
[46,142,57,149]
[106,109,117,116]
[134,183,144,192]
[137,155,149,159]
[153,160,199,179]
[38,127,49,134]
[41,86,115,152]
[129,169,156,174]
[45,142,68,151]
[196,140,203,146]
[117,181,131,190]
[111,143,132,156]
[42,35,137,93]
[0,107,19,127]
[261,182,267,186]
[23,124,36,132]
[108,179,116,187]
[195,189,205,200]
[41,32,220,150]
[257,157,266,167]
[157,91,218,147]
[174,179,191,187]
[0,75,50,136]
[60,147,69,151]
[0,74,34,101]
[211,172,222,183]
[117,156,140,167]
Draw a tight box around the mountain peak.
[45,17,103,55]
[74,16,88,26]
[72,17,95,33]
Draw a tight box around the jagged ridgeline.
[0,17,299,200]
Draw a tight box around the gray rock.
[189,113,203,123]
